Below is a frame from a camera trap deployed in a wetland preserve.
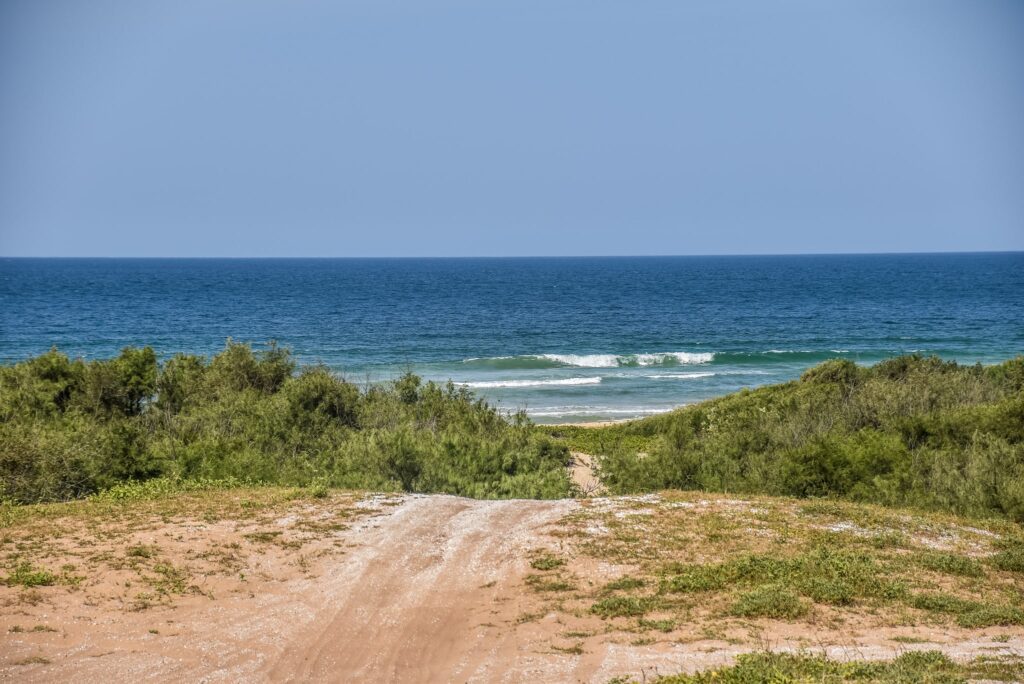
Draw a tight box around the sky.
[0,0,1022,257]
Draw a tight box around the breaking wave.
[461,352,715,369]
[457,377,602,389]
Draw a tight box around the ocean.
[2,254,1022,423]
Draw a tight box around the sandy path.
[2,495,581,683]
[269,495,577,682]
[4,493,1022,682]
[570,452,605,496]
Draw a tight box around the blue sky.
[1,0,1022,257]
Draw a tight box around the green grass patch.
[642,650,1024,683]
[664,547,903,607]
[91,477,255,503]
[538,424,657,457]
[126,544,158,559]
[908,592,980,615]
[638,617,675,632]
[4,562,57,588]
[955,605,1024,628]
[149,562,191,595]
[603,576,646,592]
[990,539,1024,573]
[530,554,564,571]
[591,595,656,618]
[9,624,57,633]
[730,584,809,620]
[551,642,585,655]
[525,574,574,593]
[909,592,1024,628]
[913,551,985,578]
[663,563,732,593]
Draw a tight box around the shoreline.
[546,418,635,428]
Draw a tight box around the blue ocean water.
[2,254,1022,423]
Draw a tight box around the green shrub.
[591,355,1024,521]
[0,342,572,503]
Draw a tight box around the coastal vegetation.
[545,355,1024,522]
[614,650,1024,683]
[0,342,572,503]
[528,492,1024,644]
[2,344,1023,525]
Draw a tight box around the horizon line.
[1,249,1023,260]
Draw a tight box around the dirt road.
[3,495,587,682]
[3,492,1022,682]
[269,495,579,682]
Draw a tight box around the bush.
[283,367,360,427]
[593,355,1024,521]
[76,347,158,416]
[0,342,572,503]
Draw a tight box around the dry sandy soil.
[1,486,1022,683]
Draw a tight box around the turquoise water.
[2,254,1022,423]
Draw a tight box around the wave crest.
[458,377,602,389]
[461,352,715,369]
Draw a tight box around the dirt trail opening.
[570,452,605,497]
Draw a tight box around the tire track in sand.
[270,495,578,682]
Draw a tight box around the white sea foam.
[458,377,602,388]
[540,352,714,367]
[539,354,620,367]
[635,352,715,365]
[528,406,673,417]
[645,372,716,380]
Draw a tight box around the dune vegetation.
[524,491,1024,646]
[0,342,572,503]
[615,650,1024,684]
[544,355,1024,522]
[2,345,1023,524]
